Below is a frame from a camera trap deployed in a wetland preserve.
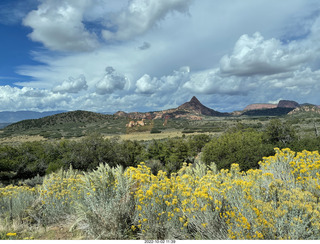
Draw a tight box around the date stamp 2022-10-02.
[144,240,176,244]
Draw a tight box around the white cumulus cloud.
[52,75,88,94]
[135,66,190,95]
[102,0,193,40]
[0,85,70,111]
[220,32,312,76]
[184,68,254,96]
[135,74,158,94]
[95,67,129,95]
[23,0,98,52]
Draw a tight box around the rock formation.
[277,100,300,109]
[136,119,145,126]
[114,111,127,117]
[126,119,145,128]
[126,121,136,128]
[288,105,320,115]
[178,96,226,116]
[239,100,301,116]
[116,96,228,122]
[244,103,277,111]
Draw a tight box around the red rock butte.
[244,103,277,111]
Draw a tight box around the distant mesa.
[240,100,302,116]
[277,100,300,109]
[244,100,300,112]
[244,103,277,111]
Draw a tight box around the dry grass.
[104,131,220,141]
[33,224,86,240]
[0,135,46,144]
[0,131,220,143]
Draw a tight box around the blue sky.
[0,0,39,81]
[1,0,320,112]
[0,24,39,83]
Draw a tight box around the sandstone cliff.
[288,105,320,115]
[244,103,277,111]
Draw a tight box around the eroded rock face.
[126,121,135,127]
[288,105,320,115]
[126,119,145,127]
[277,100,300,108]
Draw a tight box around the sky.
[1,0,320,113]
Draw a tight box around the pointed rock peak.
[190,96,201,104]
[178,96,225,116]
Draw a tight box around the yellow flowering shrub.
[0,184,37,221]
[126,149,320,240]
[39,169,85,223]
[1,148,320,240]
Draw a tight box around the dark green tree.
[202,129,273,171]
[117,140,145,167]
[187,134,211,155]
[264,119,297,148]
[146,140,167,164]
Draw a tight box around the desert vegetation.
[1,116,320,239]
[2,118,320,184]
[1,148,320,239]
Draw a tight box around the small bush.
[150,128,162,134]
[74,164,135,239]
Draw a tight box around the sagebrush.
[1,148,320,240]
